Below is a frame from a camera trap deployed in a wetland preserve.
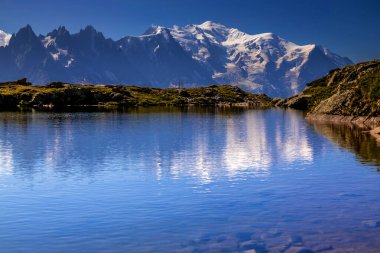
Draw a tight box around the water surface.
[0,108,379,253]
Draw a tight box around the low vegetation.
[0,80,272,109]
[278,60,380,117]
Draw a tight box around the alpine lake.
[0,107,379,253]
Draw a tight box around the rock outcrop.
[278,59,380,139]
[278,60,380,115]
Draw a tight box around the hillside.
[279,60,380,116]
[0,79,272,109]
[278,60,380,140]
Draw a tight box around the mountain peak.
[82,25,98,34]
[78,25,106,41]
[47,25,70,38]
[57,26,68,33]
[169,22,352,97]
[197,21,227,30]
[250,32,283,43]
[17,25,35,36]
[256,32,276,39]
[12,25,39,43]
[143,25,170,36]
[8,25,54,53]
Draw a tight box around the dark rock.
[283,95,310,110]
[179,89,190,97]
[204,88,217,97]
[16,78,32,86]
[0,94,19,107]
[0,78,32,86]
[45,82,65,88]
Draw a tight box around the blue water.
[0,108,379,253]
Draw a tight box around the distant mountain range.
[0,21,353,97]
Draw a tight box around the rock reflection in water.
[310,121,380,167]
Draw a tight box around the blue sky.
[0,0,379,62]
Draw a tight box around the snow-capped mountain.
[0,30,11,47]
[0,22,352,97]
[169,21,352,96]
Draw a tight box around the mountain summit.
[170,21,352,96]
[0,22,352,97]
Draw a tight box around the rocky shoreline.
[370,127,380,142]
[278,60,380,142]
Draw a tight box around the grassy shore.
[0,80,272,109]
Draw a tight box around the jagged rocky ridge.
[0,22,352,97]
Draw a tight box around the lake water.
[0,108,379,253]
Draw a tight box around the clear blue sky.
[1,0,379,62]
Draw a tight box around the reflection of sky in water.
[0,141,13,176]
[276,110,313,164]
[0,109,379,253]
[0,110,316,182]
[1,109,379,182]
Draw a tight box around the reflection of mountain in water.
[310,122,380,167]
[0,109,318,181]
[224,111,271,175]
[275,110,313,163]
[0,109,317,181]
[166,110,273,183]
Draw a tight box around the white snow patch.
[42,36,56,48]
[49,48,69,61]
[168,21,345,96]
[154,44,160,53]
[65,58,74,68]
[0,30,11,47]
[50,52,60,60]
